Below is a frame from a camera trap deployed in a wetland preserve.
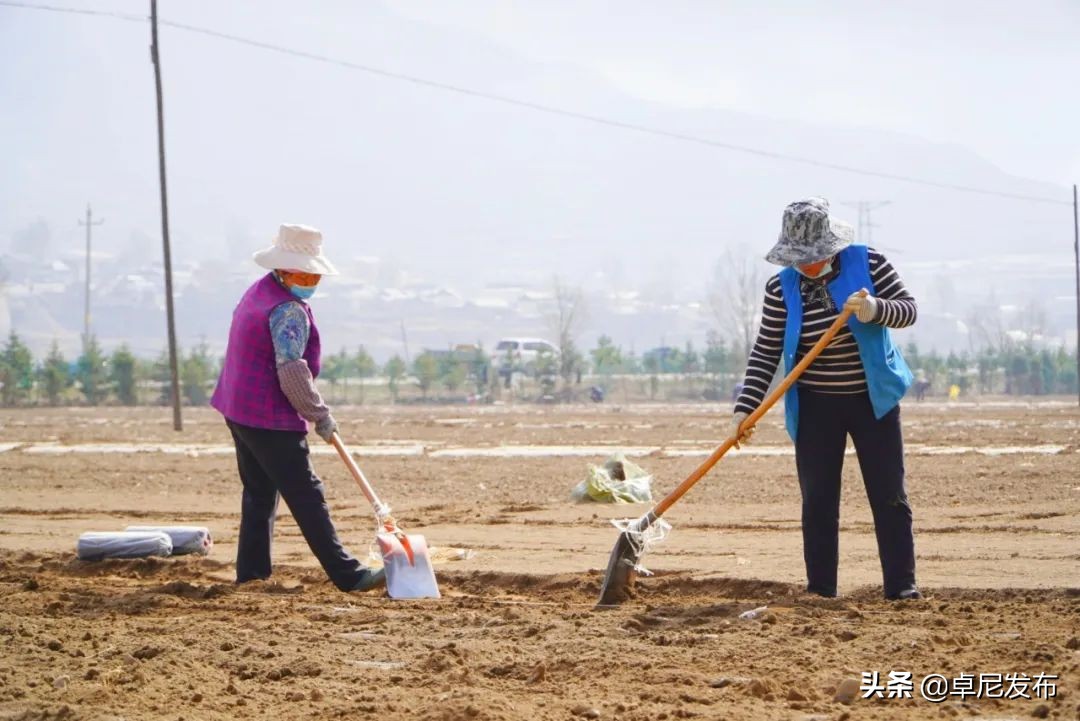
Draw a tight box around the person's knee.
[870,488,912,518]
[802,506,839,531]
[802,493,837,510]
[283,478,330,512]
[302,476,328,501]
[802,487,841,511]
[887,490,910,508]
[242,497,277,517]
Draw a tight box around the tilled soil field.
[0,401,1078,720]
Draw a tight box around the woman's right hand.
[315,414,338,443]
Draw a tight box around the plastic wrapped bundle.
[571,454,654,504]
[76,531,173,561]
[125,526,212,556]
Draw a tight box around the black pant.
[794,389,916,597]
[227,421,368,591]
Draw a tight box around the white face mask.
[796,260,833,279]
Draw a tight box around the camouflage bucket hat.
[764,197,855,266]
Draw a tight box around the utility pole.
[864,216,880,247]
[77,204,104,349]
[150,0,183,431]
[1073,184,1079,407]
[400,319,411,366]
[840,200,891,245]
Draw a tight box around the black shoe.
[351,568,386,592]
[806,586,837,598]
[235,575,270,585]
[887,588,923,601]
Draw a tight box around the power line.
[1,0,1072,207]
[154,20,1077,207]
[0,0,141,21]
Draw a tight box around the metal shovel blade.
[376,532,441,599]
[595,529,643,608]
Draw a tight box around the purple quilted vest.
[211,273,321,432]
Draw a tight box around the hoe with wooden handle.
[595,294,863,607]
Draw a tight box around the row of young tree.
[0,328,1074,407]
[903,343,1078,396]
[0,332,216,407]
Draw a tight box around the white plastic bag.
[571,454,653,503]
[738,606,768,621]
[610,516,672,575]
[126,525,212,556]
[76,531,173,561]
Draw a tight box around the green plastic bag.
[571,454,653,504]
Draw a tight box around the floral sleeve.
[268,302,311,367]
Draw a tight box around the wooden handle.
[652,294,862,519]
[329,432,385,513]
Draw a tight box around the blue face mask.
[289,284,317,300]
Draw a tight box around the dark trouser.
[227,420,368,591]
[794,389,916,598]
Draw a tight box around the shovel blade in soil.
[595,530,640,607]
[376,532,440,599]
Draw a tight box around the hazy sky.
[395,0,1080,186]
[4,0,1076,189]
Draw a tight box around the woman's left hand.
[729,412,754,448]
[844,290,879,323]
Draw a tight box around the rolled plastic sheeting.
[125,525,212,556]
[77,531,173,561]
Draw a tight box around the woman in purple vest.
[211,224,384,592]
[729,199,921,601]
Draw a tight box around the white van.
[495,337,558,375]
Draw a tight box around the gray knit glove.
[729,411,754,448]
[314,415,338,443]
[844,290,879,323]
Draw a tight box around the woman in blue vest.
[731,198,921,600]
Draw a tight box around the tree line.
[903,343,1078,397]
[0,329,1074,407]
[0,333,217,407]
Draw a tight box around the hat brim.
[763,220,855,266]
[253,247,339,276]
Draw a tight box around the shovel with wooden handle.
[596,293,863,607]
[330,432,440,599]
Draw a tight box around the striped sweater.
[734,248,916,415]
